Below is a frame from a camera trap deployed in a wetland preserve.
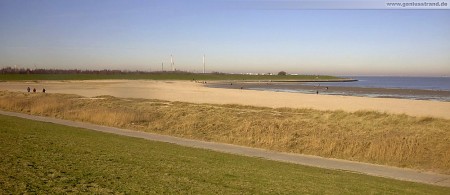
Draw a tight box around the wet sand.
[207,82,450,101]
[1,80,450,119]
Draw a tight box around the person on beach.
[27,87,30,92]
[316,90,319,94]
[42,88,46,93]
[33,88,36,93]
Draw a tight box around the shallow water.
[208,77,450,102]
[305,76,450,91]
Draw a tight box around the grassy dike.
[1,114,449,194]
[0,91,449,175]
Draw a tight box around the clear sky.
[1,0,449,76]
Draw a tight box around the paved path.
[1,110,449,188]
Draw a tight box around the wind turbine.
[203,54,205,74]
[170,54,174,71]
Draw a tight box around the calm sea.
[304,76,450,91]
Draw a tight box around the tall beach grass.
[0,90,449,174]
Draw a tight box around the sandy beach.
[1,80,450,119]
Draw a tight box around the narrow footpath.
[1,110,449,188]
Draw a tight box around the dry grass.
[1,90,449,174]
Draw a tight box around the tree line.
[1,67,176,74]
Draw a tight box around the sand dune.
[1,80,449,119]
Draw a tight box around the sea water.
[311,76,450,91]
[253,76,450,101]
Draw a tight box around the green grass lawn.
[0,73,342,81]
[0,114,448,194]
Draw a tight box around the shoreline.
[207,82,450,102]
[209,78,358,83]
[1,80,450,119]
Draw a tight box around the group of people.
[27,87,46,93]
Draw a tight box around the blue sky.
[0,0,449,76]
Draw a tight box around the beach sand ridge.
[1,80,449,119]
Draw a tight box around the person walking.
[42,88,46,93]
[27,87,30,92]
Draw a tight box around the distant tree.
[278,71,287,76]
